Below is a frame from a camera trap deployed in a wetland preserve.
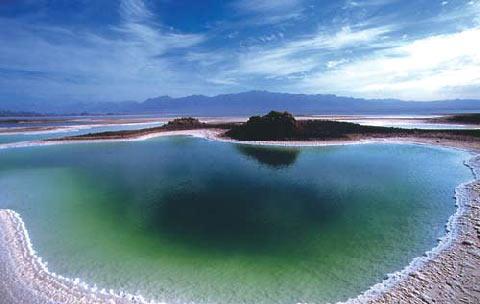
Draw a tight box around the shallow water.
[0,122,164,144]
[341,119,480,130]
[0,137,472,304]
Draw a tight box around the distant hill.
[3,91,480,116]
[0,110,44,117]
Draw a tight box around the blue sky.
[0,0,479,104]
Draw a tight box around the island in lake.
[51,111,480,151]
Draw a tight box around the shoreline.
[0,209,149,304]
[3,127,479,151]
[342,157,480,303]
[0,121,167,136]
[0,130,479,303]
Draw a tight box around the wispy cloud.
[0,0,207,102]
[299,27,480,100]
[218,0,480,100]
[343,0,400,9]
[1,0,480,103]
[232,0,304,24]
[117,0,205,54]
[234,24,392,77]
[119,0,153,22]
[234,0,303,13]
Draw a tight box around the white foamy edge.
[336,155,478,304]
[1,209,159,304]
[0,129,478,304]
[0,121,165,136]
[0,128,467,151]
[0,130,220,151]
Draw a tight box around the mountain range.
[2,91,480,116]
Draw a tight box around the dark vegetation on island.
[52,111,480,143]
[225,111,480,142]
[430,113,480,125]
[225,111,398,140]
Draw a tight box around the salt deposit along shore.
[0,130,479,304]
[0,209,151,304]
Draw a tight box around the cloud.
[116,0,205,53]
[1,0,480,103]
[119,0,153,22]
[343,0,400,8]
[232,0,304,24]
[234,0,303,13]
[217,0,480,100]
[326,59,349,69]
[298,27,480,100]
[234,25,392,77]
[0,0,207,101]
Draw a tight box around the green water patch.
[0,137,472,303]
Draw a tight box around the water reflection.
[235,145,300,168]
[145,174,338,253]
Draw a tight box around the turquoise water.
[0,137,472,304]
